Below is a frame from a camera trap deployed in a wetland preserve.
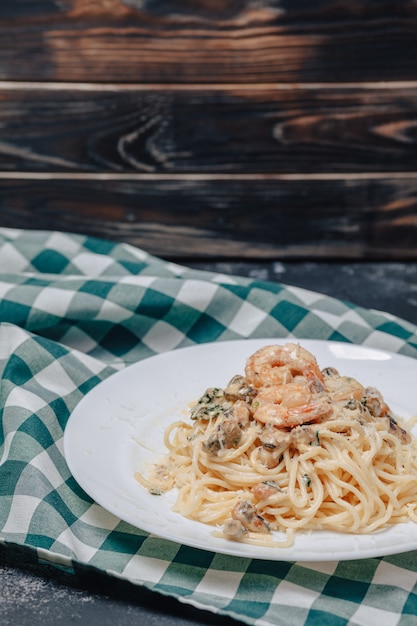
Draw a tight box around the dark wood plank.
[0,175,416,260]
[1,85,417,173]
[0,0,417,83]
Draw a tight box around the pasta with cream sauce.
[136,342,417,547]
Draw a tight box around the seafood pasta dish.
[136,342,417,547]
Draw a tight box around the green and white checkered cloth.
[1,227,417,626]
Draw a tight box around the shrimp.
[251,481,282,502]
[252,383,332,428]
[245,343,325,389]
[322,368,365,403]
[227,399,251,428]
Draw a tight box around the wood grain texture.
[0,0,416,83]
[1,1,417,260]
[1,176,416,259]
[1,85,417,174]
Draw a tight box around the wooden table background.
[0,0,416,260]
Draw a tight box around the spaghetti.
[136,342,417,547]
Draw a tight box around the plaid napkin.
[1,227,417,626]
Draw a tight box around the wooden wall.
[0,0,416,260]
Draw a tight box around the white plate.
[64,339,417,561]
